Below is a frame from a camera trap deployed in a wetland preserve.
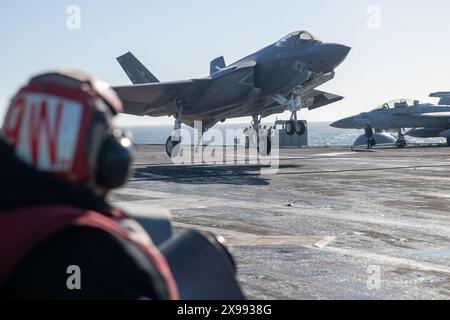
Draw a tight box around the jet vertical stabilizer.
[430,92,450,106]
[117,52,159,84]
[210,56,226,75]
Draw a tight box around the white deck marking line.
[312,152,354,157]
[324,246,450,275]
[114,188,175,199]
[406,248,450,258]
[173,221,332,248]
[313,236,336,248]
[232,153,354,161]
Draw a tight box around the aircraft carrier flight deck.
[110,145,450,300]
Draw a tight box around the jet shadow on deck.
[131,164,301,186]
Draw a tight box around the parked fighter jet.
[113,31,351,156]
[330,93,450,147]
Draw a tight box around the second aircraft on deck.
[331,93,450,147]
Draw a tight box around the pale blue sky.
[1,0,449,126]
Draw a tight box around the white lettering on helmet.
[2,93,82,172]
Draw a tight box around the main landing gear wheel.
[166,136,181,157]
[447,138,450,147]
[295,120,306,136]
[285,120,296,136]
[285,120,306,136]
[257,135,272,156]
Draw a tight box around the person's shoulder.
[2,226,168,299]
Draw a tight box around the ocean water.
[122,122,446,147]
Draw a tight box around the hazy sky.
[1,0,449,126]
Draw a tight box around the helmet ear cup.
[96,131,134,189]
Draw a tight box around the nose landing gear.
[395,129,407,148]
[274,90,307,136]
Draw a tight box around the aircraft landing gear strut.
[166,98,184,157]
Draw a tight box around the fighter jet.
[113,31,351,156]
[330,93,450,147]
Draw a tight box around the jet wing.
[259,89,344,117]
[112,79,211,117]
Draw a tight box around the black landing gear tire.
[166,136,181,157]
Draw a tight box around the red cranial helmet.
[1,71,133,189]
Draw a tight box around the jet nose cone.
[320,43,351,72]
[330,116,356,129]
[336,44,351,61]
[337,44,352,55]
[329,43,351,66]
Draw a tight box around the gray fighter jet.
[331,93,450,146]
[113,31,350,156]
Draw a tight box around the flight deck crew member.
[365,122,374,149]
[244,126,250,149]
[0,72,178,299]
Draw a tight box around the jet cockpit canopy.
[275,31,320,48]
[373,99,422,111]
